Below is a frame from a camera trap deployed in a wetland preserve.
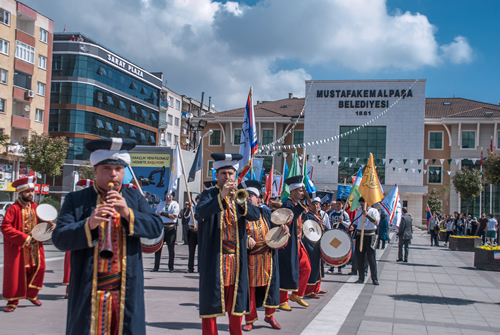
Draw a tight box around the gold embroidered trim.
[128,209,135,236]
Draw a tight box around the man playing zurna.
[1,176,53,312]
[195,153,261,335]
[52,137,163,335]
[239,180,288,331]
[278,175,312,311]
[302,196,328,298]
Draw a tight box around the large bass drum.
[141,229,164,254]
[320,230,352,266]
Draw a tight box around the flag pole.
[127,165,145,197]
[359,202,367,252]
[177,141,197,229]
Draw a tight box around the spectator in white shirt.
[151,190,179,272]
[486,214,498,245]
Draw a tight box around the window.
[106,96,114,105]
[166,133,172,144]
[207,160,214,177]
[96,119,104,128]
[234,129,241,145]
[130,82,137,90]
[38,55,47,70]
[0,69,7,84]
[429,132,443,150]
[210,129,221,146]
[37,82,46,96]
[151,113,157,121]
[141,109,148,118]
[262,129,274,145]
[151,91,157,99]
[168,96,174,107]
[403,201,408,208]
[130,105,137,114]
[13,70,31,90]
[462,131,475,149]
[338,126,386,184]
[15,41,35,64]
[141,87,147,95]
[0,98,5,113]
[39,28,48,43]
[293,131,304,145]
[129,129,136,137]
[150,135,156,144]
[0,39,9,55]
[428,166,442,184]
[105,122,113,131]
[98,66,107,76]
[96,92,103,102]
[35,109,43,122]
[174,135,178,144]
[119,101,126,110]
[117,126,125,134]
[174,117,179,127]
[175,99,180,110]
[0,8,10,26]
[140,133,147,141]
[167,114,173,125]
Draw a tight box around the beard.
[20,192,33,203]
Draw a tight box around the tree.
[78,160,95,180]
[483,151,500,185]
[452,167,483,218]
[425,184,451,215]
[0,133,13,153]
[22,132,70,202]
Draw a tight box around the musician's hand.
[107,190,131,222]
[362,208,368,216]
[89,204,116,230]
[48,221,56,231]
[338,217,343,224]
[221,181,236,199]
[248,237,256,249]
[349,225,354,231]
[193,226,198,232]
[303,208,309,214]
[281,224,289,235]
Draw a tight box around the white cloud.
[24,0,472,110]
[440,36,474,64]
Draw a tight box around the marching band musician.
[352,197,380,285]
[195,153,261,335]
[239,180,288,331]
[52,137,163,335]
[1,176,54,312]
[302,196,328,299]
[62,179,94,299]
[278,175,312,311]
[327,199,351,274]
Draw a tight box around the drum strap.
[248,243,270,255]
[356,230,376,235]
[222,240,237,254]
[97,272,121,291]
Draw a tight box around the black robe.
[251,207,280,309]
[277,197,307,291]
[52,185,163,335]
[195,186,260,318]
[302,212,326,285]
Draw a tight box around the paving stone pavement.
[1,232,500,334]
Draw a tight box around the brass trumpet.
[233,188,249,204]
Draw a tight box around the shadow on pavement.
[398,263,442,267]
[37,294,65,301]
[144,286,199,292]
[147,321,225,331]
[179,303,199,307]
[43,282,64,288]
[390,294,477,305]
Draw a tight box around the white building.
[160,87,182,147]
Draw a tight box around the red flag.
[265,166,273,204]
[491,136,494,153]
[41,184,50,194]
[34,184,41,194]
[480,149,483,166]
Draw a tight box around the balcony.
[11,115,30,129]
[160,100,168,108]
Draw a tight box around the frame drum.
[37,204,58,222]
[302,220,322,242]
[141,229,164,253]
[270,208,293,225]
[32,222,52,242]
[265,226,289,249]
[320,230,352,266]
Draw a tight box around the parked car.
[0,201,15,224]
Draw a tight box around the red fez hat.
[76,179,94,188]
[123,183,138,189]
[12,176,36,192]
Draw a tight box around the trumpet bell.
[234,189,249,204]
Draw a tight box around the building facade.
[159,87,182,147]
[48,33,162,198]
[0,0,53,201]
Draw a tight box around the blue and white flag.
[379,184,402,231]
[336,185,352,199]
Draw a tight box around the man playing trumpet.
[195,153,261,335]
[1,176,54,312]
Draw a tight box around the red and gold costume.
[245,215,276,324]
[1,199,46,309]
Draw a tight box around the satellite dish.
[24,105,30,112]
[186,112,193,119]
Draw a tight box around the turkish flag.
[41,184,50,194]
[34,184,41,194]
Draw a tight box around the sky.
[25,0,500,111]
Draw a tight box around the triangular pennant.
[396,159,400,164]
[455,159,460,165]
[432,159,436,164]
[277,152,281,157]
[418,169,421,174]
[392,167,396,171]
[336,161,341,166]
[344,157,348,162]
[405,168,408,173]
[361,164,365,168]
[349,163,352,167]
[324,160,328,164]
[389,159,393,164]
[447,159,452,165]
[331,161,335,165]
[398,168,402,173]
[439,159,444,165]
[283,153,288,158]
[328,156,331,161]
[307,155,310,161]
[423,169,427,174]
[409,160,414,165]
[412,169,415,173]
[424,159,429,165]
[355,157,360,163]
[403,159,407,165]
[318,158,322,163]
[382,159,386,165]
[299,155,304,161]
[447,171,451,175]
[471,158,477,165]
[417,159,422,165]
